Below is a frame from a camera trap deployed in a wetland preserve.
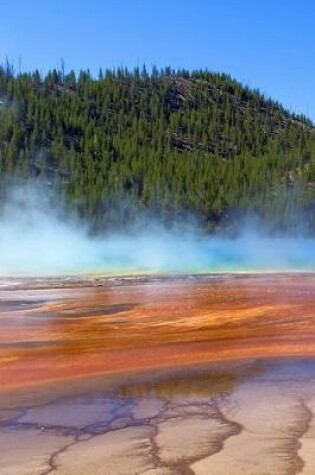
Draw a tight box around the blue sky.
[1,0,315,120]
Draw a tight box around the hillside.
[0,64,314,232]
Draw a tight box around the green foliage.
[0,64,314,232]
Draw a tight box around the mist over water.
[0,184,314,276]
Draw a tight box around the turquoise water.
[3,233,314,276]
[1,233,315,276]
[1,185,314,276]
[74,234,315,276]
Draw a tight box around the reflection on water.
[117,362,264,399]
[1,358,313,413]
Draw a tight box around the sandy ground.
[0,274,315,474]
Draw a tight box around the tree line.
[0,62,314,233]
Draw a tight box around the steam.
[0,184,314,276]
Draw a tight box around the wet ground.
[0,273,315,474]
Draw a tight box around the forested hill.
[0,64,314,233]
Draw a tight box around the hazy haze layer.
[0,185,314,276]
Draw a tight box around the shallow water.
[1,358,315,474]
[0,274,315,474]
